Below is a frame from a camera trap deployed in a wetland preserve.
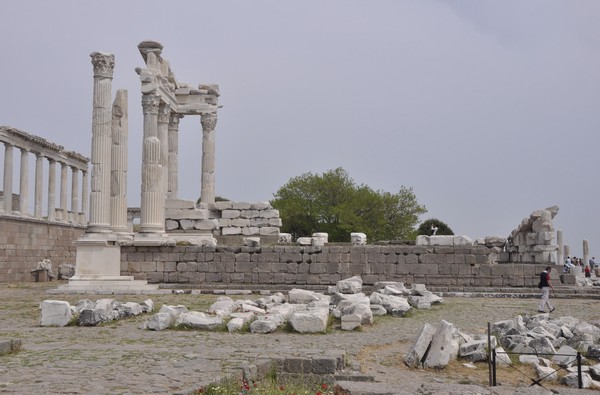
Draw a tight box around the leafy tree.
[417,218,454,236]
[270,167,427,242]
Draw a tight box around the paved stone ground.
[1,282,599,394]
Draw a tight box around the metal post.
[492,349,497,386]
[577,352,582,389]
[488,322,492,386]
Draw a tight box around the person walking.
[538,266,555,313]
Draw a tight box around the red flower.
[321,383,328,390]
[253,382,258,388]
[279,385,285,391]
[316,391,322,395]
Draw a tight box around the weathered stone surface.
[146,312,172,331]
[350,232,367,246]
[250,316,281,334]
[370,292,411,315]
[405,323,436,368]
[370,304,387,316]
[552,345,578,367]
[208,296,235,316]
[535,364,558,382]
[178,311,222,330]
[459,340,487,362]
[227,317,245,332]
[288,288,322,304]
[424,320,455,368]
[289,308,329,333]
[57,263,75,280]
[561,372,593,388]
[78,308,103,326]
[40,300,72,327]
[408,295,431,309]
[337,275,362,294]
[341,314,362,331]
[495,346,512,366]
[342,303,373,325]
[429,236,454,246]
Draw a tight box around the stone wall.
[0,215,86,282]
[120,244,548,288]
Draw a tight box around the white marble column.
[140,93,164,233]
[2,143,14,213]
[70,166,79,222]
[88,51,115,233]
[556,230,563,266]
[59,162,68,221]
[200,112,217,204]
[18,148,29,215]
[34,152,43,218]
[47,158,56,221]
[157,102,170,199]
[81,170,89,223]
[167,113,182,199]
[583,239,590,268]
[110,89,129,233]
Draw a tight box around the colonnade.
[0,127,89,224]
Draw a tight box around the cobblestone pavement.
[1,282,599,394]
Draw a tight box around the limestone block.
[175,209,207,220]
[259,227,279,236]
[350,232,367,246]
[312,232,329,244]
[546,205,559,219]
[289,308,329,333]
[165,199,196,209]
[297,237,312,245]
[208,297,235,316]
[415,235,430,246]
[121,302,144,317]
[268,218,283,227]
[194,219,218,230]
[532,219,554,233]
[95,299,117,321]
[158,305,189,320]
[459,340,487,362]
[404,323,436,367]
[312,237,325,247]
[250,317,280,334]
[381,284,409,296]
[411,284,427,294]
[453,236,473,246]
[142,299,154,313]
[166,219,179,230]
[241,227,260,236]
[178,312,222,330]
[231,202,251,210]
[408,295,431,309]
[267,304,297,320]
[331,292,369,307]
[337,275,363,294]
[341,303,373,325]
[369,292,411,315]
[535,364,558,382]
[552,345,577,367]
[217,218,231,227]
[370,304,387,316]
[211,201,232,210]
[241,210,259,218]
[424,320,455,368]
[289,289,322,304]
[537,231,554,245]
[57,264,75,280]
[429,236,454,246]
[341,314,362,331]
[262,209,280,219]
[250,201,271,210]
[222,210,241,219]
[561,372,593,388]
[484,236,507,247]
[227,317,245,332]
[146,312,172,331]
[180,219,194,230]
[231,218,250,227]
[230,312,256,325]
[222,227,242,235]
[241,303,266,315]
[525,232,537,246]
[78,309,103,326]
[278,233,292,243]
[495,347,512,365]
[250,218,270,227]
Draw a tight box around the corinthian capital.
[141,94,160,115]
[90,52,115,78]
[158,102,171,123]
[201,112,218,132]
[169,113,183,129]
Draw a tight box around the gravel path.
[1,282,599,394]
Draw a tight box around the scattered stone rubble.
[405,312,600,389]
[143,275,443,333]
[504,205,559,264]
[40,298,154,327]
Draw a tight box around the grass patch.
[195,374,333,395]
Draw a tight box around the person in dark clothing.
[538,266,555,313]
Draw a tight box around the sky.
[1,1,599,257]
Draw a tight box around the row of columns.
[2,142,88,223]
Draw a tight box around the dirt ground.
[0,282,599,394]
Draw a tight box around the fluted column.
[157,102,170,199]
[88,51,115,232]
[34,152,43,218]
[81,170,89,223]
[200,112,217,204]
[556,230,563,266]
[71,166,79,222]
[47,159,56,221]
[3,143,14,213]
[110,89,129,232]
[140,93,164,233]
[18,148,29,215]
[168,113,182,199]
[59,162,68,221]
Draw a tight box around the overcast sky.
[1,1,598,257]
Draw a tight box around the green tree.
[270,167,427,242]
[417,218,454,236]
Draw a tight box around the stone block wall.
[0,216,86,282]
[120,244,548,288]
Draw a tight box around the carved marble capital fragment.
[141,95,160,115]
[201,112,218,132]
[90,52,115,78]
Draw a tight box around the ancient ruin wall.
[0,216,85,282]
[120,244,548,288]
